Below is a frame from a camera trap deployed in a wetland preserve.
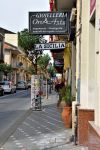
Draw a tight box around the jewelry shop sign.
[29,12,70,35]
[35,42,66,50]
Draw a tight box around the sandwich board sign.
[31,75,41,109]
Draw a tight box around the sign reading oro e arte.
[29,11,70,35]
[35,42,66,50]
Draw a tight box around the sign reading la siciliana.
[29,12,70,35]
[35,42,66,50]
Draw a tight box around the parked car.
[16,81,28,90]
[0,81,16,93]
[0,85,4,96]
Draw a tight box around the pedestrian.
[55,78,64,93]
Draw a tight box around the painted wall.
[5,34,18,47]
[80,0,90,108]
[64,43,71,70]
[94,0,100,126]
[4,49,11,65]
[76,0,81,103]
[79,0,100,125]
[76,0,96,109]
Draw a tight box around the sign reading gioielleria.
[29,11,70,35]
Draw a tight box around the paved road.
[0,89,31,146]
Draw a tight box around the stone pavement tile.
[41,91,58,106]
[50,144,88,150]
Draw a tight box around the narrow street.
[0,91,86,150]
[0,89,31,146]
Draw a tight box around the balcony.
[55,0,76,11]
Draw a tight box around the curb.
[0,108,32,147]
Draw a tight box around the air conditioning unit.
[70,8,77,22]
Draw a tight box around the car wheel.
[11,89,13,94]
[1,90,4,96]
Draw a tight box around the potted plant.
[58,85,72,128]
[57,85,72,108]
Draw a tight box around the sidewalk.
[41,91,88,150]
[1,90,88,150]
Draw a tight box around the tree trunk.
[46,72,48,99]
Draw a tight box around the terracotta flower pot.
[61,106,72,128]
[57,100,66,110]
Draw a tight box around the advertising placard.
[29,11,70,35]
[54,59,64,67]
[31,75,40,109]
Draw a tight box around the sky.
[0,0,53,61]
[0,0,50,32]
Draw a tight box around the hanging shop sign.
[35,42,65,50]
[54,59,64,67]
[29,11,70,35]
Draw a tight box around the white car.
[16,81,28,90]
[0,81,16,93]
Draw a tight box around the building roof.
[0,27,15,34]
[4,42,17,50]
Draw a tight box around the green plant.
[59,85,72,106]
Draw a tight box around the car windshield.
[18,81,25,84]
[0,81,9,85]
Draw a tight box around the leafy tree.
[37,54,51,99]
[37,54,51,74]
[18,28,46,74]
[47,64,56,78]
[0,63,13,79]
[18,29,43,52]
[27,66,35,75]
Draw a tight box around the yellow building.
[4,34,32,84]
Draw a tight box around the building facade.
[0,27,32,83]
[49,0,100,149]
